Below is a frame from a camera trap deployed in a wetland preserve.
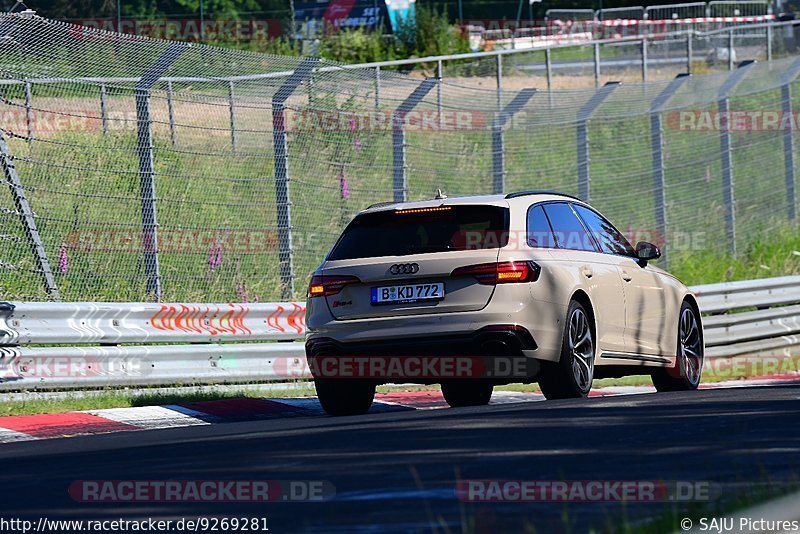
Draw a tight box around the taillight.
[451,261,540,285]
[308,275,361,297]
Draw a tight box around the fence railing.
[2,13,800,305]
[0,276,797,390]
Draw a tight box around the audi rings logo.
[389,263,419,275]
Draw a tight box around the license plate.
[371,282,445,305]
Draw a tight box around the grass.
[0,384,317,417]
[614,475,800,534]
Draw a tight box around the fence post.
[0,132,60,299]
[272,58,319,300]
[641,37,648,83]
[135,42,188,301]
[650,74,691,268]
[545,47,553,107]
[227,80,237,153]
[577,81,620,201]
[436,59,443,129]
[166,80,177,147]
[392,79,436,203]
[780,57,800,222]
[718,60,756,255]
[99,82,109,137]
[496,53,503,110]
[23,79,32,143]
[728,29,735,71]
[767,22,773,62]
[686,32,693,74]
[492,88,537,194]
[594,42,601,88]
[374,66,381,109]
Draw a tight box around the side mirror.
[635,241,661,265]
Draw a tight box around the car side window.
[541,202,598,252]
[526,205,558,248]
[571,204,636,257]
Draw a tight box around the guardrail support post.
[780,57,800,222]
[650,74,691,268]
[686,32,693,74]
[272,58,319,300]
[135,42,188,301]
[718,60,756,255]
[227,80,237,153]
[0,132,60,299]
[492,88,537,194]
[392,79,436,203]
[99,82,108,137]
[577,81,619,201]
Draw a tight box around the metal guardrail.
[694,275,800,357]
[0,302,308,389]
[0,275,797,390]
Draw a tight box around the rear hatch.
[315,203,511,320]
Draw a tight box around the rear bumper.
[306,325,537,358]
[305,327,540,384]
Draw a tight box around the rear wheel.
[652,301,703,392]
[539,300,595,400]
[441,380,493,407]
[315,379,376,416]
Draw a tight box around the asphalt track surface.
[2,383,800,533]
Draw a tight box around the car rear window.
[327,205,510,260]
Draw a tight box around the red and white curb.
[0,375,797,444]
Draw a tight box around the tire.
[441,380,493,407]
[314,379,376,416]
[652,301,703,392]
[539,300,595,400]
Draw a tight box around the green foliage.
[316,26,397,64]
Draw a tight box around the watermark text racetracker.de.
[301,355,538,380]
[456,480,719,502]
[69,479,334,502]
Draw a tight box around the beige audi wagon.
[305,191,703,415]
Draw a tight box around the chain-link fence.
[1,12,799,303]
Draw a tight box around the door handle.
[621,270,633,282]
[581,266,593,279]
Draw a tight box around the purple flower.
[58,243,68,275]
[349,118,362,150]
[236,279,248,303]
[208,241,222,272]
[340,168,350,200]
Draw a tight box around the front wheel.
[539,300,595,400]
[315,379,376,416]
[652,301,703,392]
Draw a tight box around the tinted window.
[527,205,557,248]
[328,205,509,260]
[572,204,636,257]
[542,203,598,252]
